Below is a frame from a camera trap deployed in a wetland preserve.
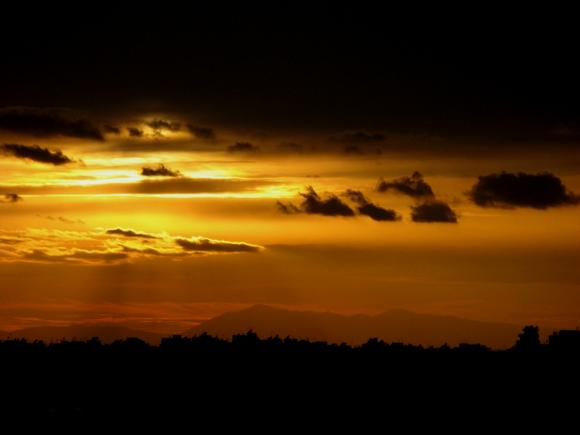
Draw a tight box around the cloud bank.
[0,107,104,140]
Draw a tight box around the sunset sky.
[1,5,579,334]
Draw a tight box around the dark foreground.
[2,329,580,425]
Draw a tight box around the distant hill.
[184,305,523,349]
[0,306,530,348]
[0,325,164,344]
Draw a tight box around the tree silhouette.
[514,325,541,351]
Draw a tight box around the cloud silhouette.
[277,187,397,218]
[146,119,181,133]
[411,200,458,223]
[276,201,300,214]
[0,107,104,140]
[227,142,259,153]
[1,193,22,203]
[127,127,144,138]
[2,143,74,165]
[105,228,160,239]
[141,164,182,177]
[468,172,579,209]
[343,190,367,205]
[376,172,434,198]
[358,203,400,221]
[175,237,263,253]
[187,125,216,140]
[103,125,121,135]
[298,186,355,217]
[343,189,400,221]
[329,131,385,143]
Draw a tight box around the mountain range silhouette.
[184,304,524,348]
[0,305,534,348]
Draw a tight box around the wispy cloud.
[105,228,159,239]
[0,228,265,265]
[175,237,263,253]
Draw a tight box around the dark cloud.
[468,171,579,209]
[175,237,262,253]
[141,164,182,177]
[376,172,435,199]
[187,125,216,140]
[299,186,355,217]
[276,201,300,214]
[358,203,399,221]
[330,131,385,143]
[127,127,144,138]
[146,119,181,133]
[0,107,104,141]
[343,189,400,221]
[2,143,74,165]
[278,187,361,217]
[376,172,457,222]
[343,190,367,205]
[2,193,22,203]
[227,142,259,153]
[103,125,121,135]
[3,9,580,150]
[411,200,458,223]
[105,228,159,239]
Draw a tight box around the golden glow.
[1,133,580,336]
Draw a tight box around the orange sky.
[1,121,580,334]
